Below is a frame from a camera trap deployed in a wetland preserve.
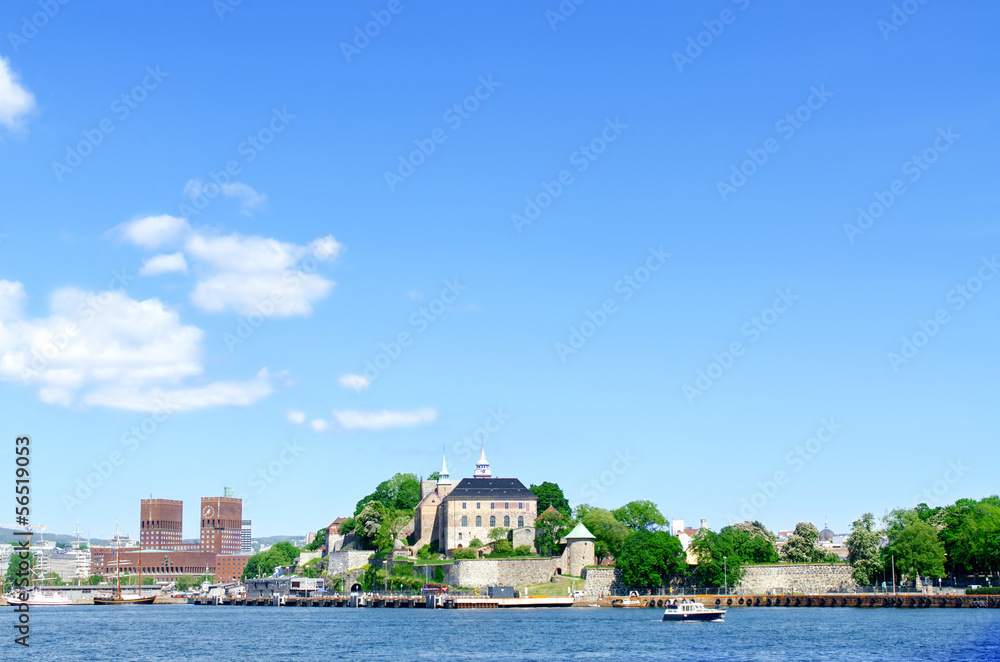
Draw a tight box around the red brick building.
[200,496,243,555]
[91,547,217,582]
[139,499,183,550]
[215,554,252,582]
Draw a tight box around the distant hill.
[0,528,98,546]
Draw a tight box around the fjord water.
[26,605,1000,661]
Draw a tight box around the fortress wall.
[738,564,856,594]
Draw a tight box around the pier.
[188,595,575,608]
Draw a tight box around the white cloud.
[0,280,26,319]
[139,252,188,276]
[337,374,370,391]
[115,215,191,249]
[183,179,267,216]
[310,419,329,432]
[332,408,437,430]
[0,56,35,131]
[0,284,273,411]
[84,368,274,412]
[110,213,342,318]
[286,410,306,424]
[185,231,341,317]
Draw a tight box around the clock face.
[203,506,214,517]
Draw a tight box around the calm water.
[18,604,1000,661]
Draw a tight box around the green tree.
[3,551,33,592]
[846,513,883,585]
[691,523,777,587]
[468,538,483,549]
[42,572,63,586]
[535,508,570,556]
[175,575,197,592]
[428,471,441,481]
[529,482,572,517]
[241,542,300,580]
[433,566,445,583]
[354,473,421,514]
[780,522,824,563]
[885,521,946,581]
[305,527,328,551]
[617,530,686,588]
[938,496,1000,574]
[453,547,477,560]
[488,540,514,557]
[514,545,532,557]
[488,527,508,543]
[580,507,629,563]
[85,574,104,585]
[612,500,668,532]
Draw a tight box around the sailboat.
[93,522,156,605]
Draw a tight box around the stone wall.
[582,567,624,596]
[296,550,322,569]
[326,550,374,574]
[739,564,856,594]
[445,558,562,589]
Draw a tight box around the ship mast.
[115,520,121,599]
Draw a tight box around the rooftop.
[444,478,536,500]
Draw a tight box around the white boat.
[6,588,73,606]
[661,599,726,622]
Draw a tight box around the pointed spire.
[474,443,491,478]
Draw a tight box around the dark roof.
[445,478,536,501]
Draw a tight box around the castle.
[412,447,539,553]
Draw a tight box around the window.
[477,503,481,509]
[462,516,468,527]
[519,502,523,509]
[462,502,467,509]
[476,516,482,527]
[459,533,463,541]
[505,502,509,509]
[490,516,496,527]
[518,516,524,527]
[491,503,495,509]
[504,516,510,527]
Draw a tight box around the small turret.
[474,445,491,478]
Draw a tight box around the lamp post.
[723,556,728,595]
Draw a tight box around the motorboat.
[661,599,726,621]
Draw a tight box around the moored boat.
[661,599,726,622]
[6,588,73,606]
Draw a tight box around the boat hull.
[6,596,73,606]
[93,596,156,605]
[662,610,725,622]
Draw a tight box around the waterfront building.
[90,546,217,583]
[215,553,252,582]
[140,499,184,550]
[412,447,538,552]
[200,493,243,555]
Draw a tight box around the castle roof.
[444,478,536,500]
[564,522,595,540]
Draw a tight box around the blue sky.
[1,0,997,541]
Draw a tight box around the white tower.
[438,453,452,485]
[474,445,492,478]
